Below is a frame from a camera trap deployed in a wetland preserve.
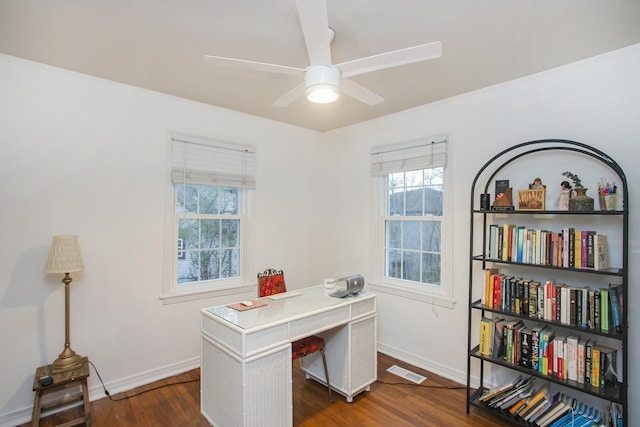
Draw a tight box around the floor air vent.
[386,365,427,384]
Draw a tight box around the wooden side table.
[31,356,92,427]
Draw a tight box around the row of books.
[478,376,622,426]
[483,269,623,334]
[487,224,609,270]
[478,319,619,389]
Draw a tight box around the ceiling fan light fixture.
[305,65,340,103]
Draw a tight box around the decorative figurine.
[556,180,571,210]
[529,177,545,190]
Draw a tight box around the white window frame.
[161,134,255,304]
[369,137,455,309]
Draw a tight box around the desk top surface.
[203,285,374,330]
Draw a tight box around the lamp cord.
[88,360,198,402]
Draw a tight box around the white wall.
[0,54,329,426]
[324,44,640,423]
[1,42,639,426]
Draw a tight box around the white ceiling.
[2,1,640,132]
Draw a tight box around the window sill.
[368,282,456,309]
[160,283,256,305]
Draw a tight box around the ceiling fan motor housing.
[305,65,341,103]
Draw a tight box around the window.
[162,136,256,303]
[386,168,443,285]
[371,138,453,307]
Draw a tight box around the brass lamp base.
[52,347,83,372]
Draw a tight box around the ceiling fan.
[204,0,442,107]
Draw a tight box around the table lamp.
[44,235,85,370]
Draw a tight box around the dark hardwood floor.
[24,353,506,426]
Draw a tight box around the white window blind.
[370,139,447,176]
[171,137,256,189]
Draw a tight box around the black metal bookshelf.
[465,139,628,425]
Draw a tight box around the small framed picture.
[517,189,545,211]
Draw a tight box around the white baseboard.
[377,343,502,391]
[0,356,200,427]
[377,342,470,386]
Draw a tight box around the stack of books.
[478,377,608,426]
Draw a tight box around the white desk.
[200,285,377,427]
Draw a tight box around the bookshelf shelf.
[471,255,624,276]
[466,140,628,426]
[470,300,624,340]
[469,346,623,403]
[473,209,624,216]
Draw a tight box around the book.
[488,225,498,259]
[580,286,589,328]
[502,224,515,261]
[569,288,577,326]
[574,230,582,268]
[566,335,579,382]
[591,346,601,387]
[562,227,570,267]
[492,318,506,358]
[487,378,532,408]
[559,286,570,325]
[540,328,555,376]
[515,383,549,419]
[588,289,596,329]
[585,340,594,385]
[528,281,539,318]
[479,317,493,356]
[567,227,575,267]
[552,336,565,379]
[593,290,601,331]
[593,234,609,270]
[600,288,610,332]
[492,274,504,310]
[598,345,618,388]
[483,268,499,308]
[496,381,533,410]
[581,230,595,268]
[536,395,574,427]
[609,283,623,333]
[518,327,532,368]
[523,391,561,423]
[586,231,596,268]
[479,375,523,402]
[577,340,586,384]
[531,325,546,372]
[505,319,523,364]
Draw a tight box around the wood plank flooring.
[23,352,506,426]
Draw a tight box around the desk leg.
[201,336,292,427]
[31,391,42,427]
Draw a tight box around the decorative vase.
[569,187,594,211]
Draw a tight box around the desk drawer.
[201,314,243,355]
[289,306,350,339]
[245,324,289,355]
[351,297,376,318]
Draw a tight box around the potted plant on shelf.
[562,171,594,211]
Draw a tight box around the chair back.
[257,268,287,297]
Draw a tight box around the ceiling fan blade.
[272,82,306,107]
[341,78,384,106]
[204,55,303,76]
[296,0,332,65]
[337,41,442,78]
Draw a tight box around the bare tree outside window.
[176,184,241,284]
[385,167,443,286]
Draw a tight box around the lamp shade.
[44,235,84,273]
[305,65,340,104]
